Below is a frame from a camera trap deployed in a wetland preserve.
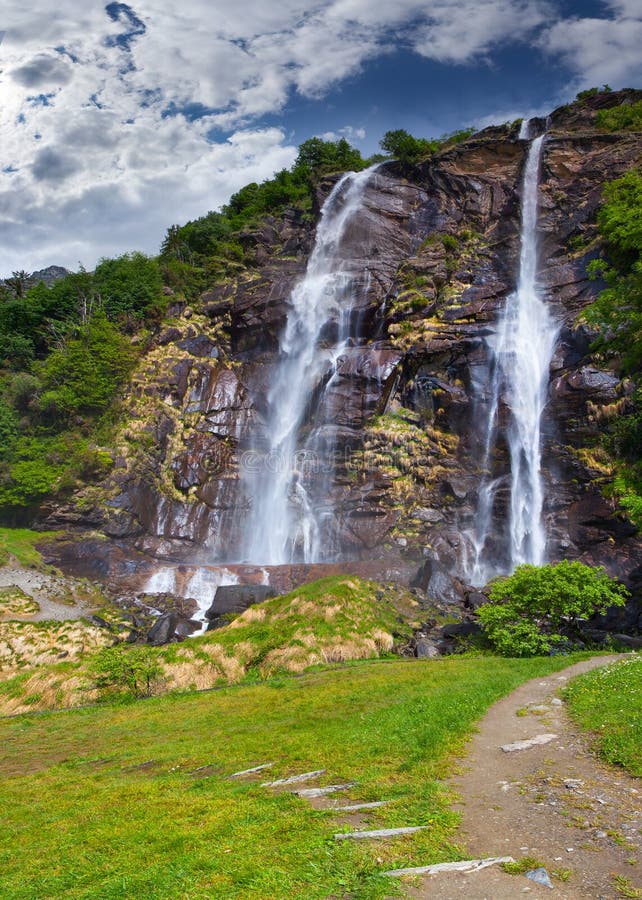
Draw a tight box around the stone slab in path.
[331,800,393,811]
[228,762,274,778]
[501,733,558,753]
[384,855,514,877]
[261,769,325,786]
[295,782,356,798]
[335,825,427,840]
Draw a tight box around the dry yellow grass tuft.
[0,620,112,675]
[0,587,39,619]
[228,606,266,627]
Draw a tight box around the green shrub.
[38,312,137,424]
[380,129,434,165]
[0,400,18,457]
[576,85,612,101]
[93,252,166,322]
[441,234,459,253]
[584,168,642,527]
[380,128,474,167]
[596,100,642,133]
[90,644,163,699]
[477,561,628,656]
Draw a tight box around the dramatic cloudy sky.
[0,0,641,275]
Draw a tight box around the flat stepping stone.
[501,733,558,753]
[334,826,427,841]
[383,855,514,876]
[331,800,393,811]
[261,769,326,787]
[228,763,274,779]
[295,782,356,798]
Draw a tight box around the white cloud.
[319,126,366,141]
[0,0,640,274]
[411,0,552,64]
[540,14,642,90]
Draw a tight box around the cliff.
[42,91,642,629]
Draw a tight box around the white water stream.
[467,128,558,584]
[143,565,239,634]
[242,165,378,565]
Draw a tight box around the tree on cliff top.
[380,129,433,165]
[379,127,475,167]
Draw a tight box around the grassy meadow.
[0,654,589,900]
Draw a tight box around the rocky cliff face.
[43,91,642,625]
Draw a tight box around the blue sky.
[0,0,640,275]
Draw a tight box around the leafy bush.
[380,129,433,165]
[477,561,628,656]
[594,169,642,270]
[0,400,18,457]
[37,312,137,424]
[93,252,165,322]
[584,168,642,525]
[576,85,612,101]
[90,643,163,699]
[295,136,366,175]
[596,100,642,133]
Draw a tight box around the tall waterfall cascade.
[467,124,559,585]
[242,166,379,565]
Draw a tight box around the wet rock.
[414,507,444,524]
[525,867,554,889]
[147,614,178,646]
[88,615,112,630]
[175,619,200,638]
[414,638,441,659]
[205,584,276,625]
[173,433,232,490]
[501,734,558,753]
[465,591,488,610]
[176,334,219,358]
[611,633,642,649]
[441,621,481,639]
[158,327,182,345]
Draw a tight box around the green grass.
[0,527,58,568]
[564,654,642,777]
[179,575,420,675]
[0,654,589,900]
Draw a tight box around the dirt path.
[405,655,641,900]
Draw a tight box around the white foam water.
[467,130,558,584]
[242,165,379,564]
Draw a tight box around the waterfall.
[467,127,558,585]
[242,165,379,565]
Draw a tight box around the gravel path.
[0,566,90,621]
[405,655,641,900]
